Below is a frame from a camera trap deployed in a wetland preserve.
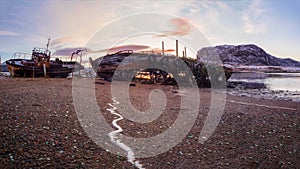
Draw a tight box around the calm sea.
[229,72,300,91]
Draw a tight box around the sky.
[0,0,300,63]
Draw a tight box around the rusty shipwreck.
[6,39,84,78]
[89,40,233,87]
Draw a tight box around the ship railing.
[11,52,32,59]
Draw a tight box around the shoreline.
[2,75,300,102]
[227,87,300,102]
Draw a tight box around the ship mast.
[45,37,50,54]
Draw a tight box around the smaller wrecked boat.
[6,39,84,78]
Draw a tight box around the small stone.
[43,126,50,130]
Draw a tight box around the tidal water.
[229,72,300,91]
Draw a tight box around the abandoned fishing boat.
[6,39,84,78]
[89,50,233,86]
[89,40,233,86]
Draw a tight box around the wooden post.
[176,40,178,57]
[162,41,165,55]
[43,63,47,78]
[184,47,187,58]
[12,67,14,77]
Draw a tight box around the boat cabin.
[32,47,51,67]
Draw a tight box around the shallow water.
[229,72,300,91]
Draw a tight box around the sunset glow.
[0,0,299,62]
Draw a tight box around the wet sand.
[0,78,299,168]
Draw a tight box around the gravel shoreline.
[227,88,300,103]
[1,78,299,168]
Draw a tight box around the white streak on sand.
[107,98,144,169]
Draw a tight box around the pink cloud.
[158,18,191,37]
[50,37,75,47]
[107,44,150,53]
[0,30,19,36]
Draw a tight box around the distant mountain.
[198,44,300,67]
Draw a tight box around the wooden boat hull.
[6,38,85,78]
[90,50,233,86]
[6,59,78,78]
[93,52,176,81]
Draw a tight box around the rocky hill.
[198,44,300,67]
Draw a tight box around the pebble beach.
[0,78,299,168]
